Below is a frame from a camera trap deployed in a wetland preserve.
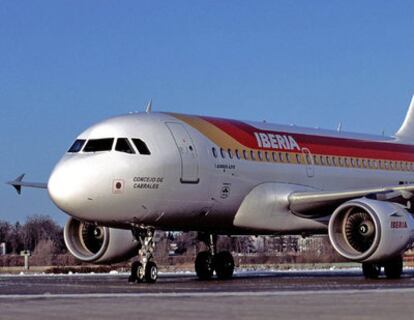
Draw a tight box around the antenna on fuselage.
[337,122,342,132]
[146,99,153,113]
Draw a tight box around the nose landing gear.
[129,227,158,283]
[195,234,235,280]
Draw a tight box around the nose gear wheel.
[128,227,158,284]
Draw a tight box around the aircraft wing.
[7,174,47,194]
[289,184,414,217]
[234,182,414,231]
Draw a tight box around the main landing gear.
[129,227,158,283]
[362,256,404,279]
[195,234,235,280]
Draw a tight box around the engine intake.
[328,198,414,262]
[64,217,139,264]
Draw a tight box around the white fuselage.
[47,112,414,234]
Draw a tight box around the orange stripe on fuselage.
[169,113,245,150]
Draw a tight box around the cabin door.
[165,122,200,183]
[302,147,314,178]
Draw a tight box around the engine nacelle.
[64,217,139,264]
[328,198,414,262]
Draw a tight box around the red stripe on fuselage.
[200,116,414,162]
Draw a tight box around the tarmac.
[1,269,414,320]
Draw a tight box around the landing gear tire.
[145,261,158,283]
[214,251,235,280]
[362,262,381,279]
[129,261,144,283]
[195,251,214,280]
[130,227,157,283]
[384,257,403,279]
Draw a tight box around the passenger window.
[320,156,325,165]
[243,150,248,160]
[279,152,284,162]
[258,151,263,161]
[272,152,278,162]
[326,156,331,166]
[313,155,318,165]
[220,148,226,158]
[115,138,135,154]
[285,153,290,163]
[228,149,233,159]
[132,139,151,155]
[68,139,86,153]
[235,149,240,159]
[265,151,270,162]
[250,150,256,161]
[83,138,114,152]
[296,154,301,164]
[212,147,218,158]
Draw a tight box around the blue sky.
[1,1,414,224]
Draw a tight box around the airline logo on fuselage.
[254,132,300,151]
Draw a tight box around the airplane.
[7,96,414,283]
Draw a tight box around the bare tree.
[9,222,24,254]
[22,215,65,253]
[0,220,12,254]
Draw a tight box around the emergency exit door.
[166,122,200,183]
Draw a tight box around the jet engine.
[64,217,139,263]
[328,198,414,262]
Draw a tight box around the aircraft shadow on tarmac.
[148,268,414,284]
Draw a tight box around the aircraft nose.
[48,160,85,215]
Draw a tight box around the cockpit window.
[115,138,135,154]
[83,138,114,152]
[68,139,86,153]
[132,138,151,155]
